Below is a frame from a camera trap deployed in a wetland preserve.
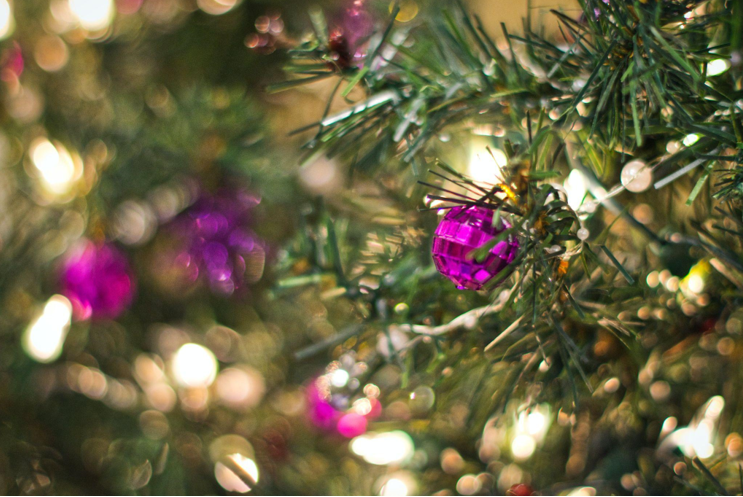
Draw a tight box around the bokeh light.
[350,430,415,465]
[214,453,259,493]
[564,169,588,210]
[197,0,242,16]
[23,295,73,363]
[706,58,730,77]
[172,343,218,388]
[469,147,507,183]
[68,0,114,31]
[0,0,14,40]
[29,137,82,197]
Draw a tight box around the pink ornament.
[59,240,135,320]
[336,413,367,438]
[431,206,519,290]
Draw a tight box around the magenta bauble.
[431,205,519,290]
[59,240,135,320]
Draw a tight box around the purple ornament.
[60,240,135,320]
[431,206,519,291]
[169,188,265,295]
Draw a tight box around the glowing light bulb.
[29,138,80,195]
[564,169,588,210]
[197,0,241,16]
[511,434,536,460]
[329,368,350,388]
[172,343,218,388]
[682,133,700,147]
[350,431,415,465]
[707,59,730,77]
[214,453,259,493]
[0,0,14,39]
[68,0,114,31]
[381,478,409,497]
[526,411,547,436]
[23,295,73,363]
[468,147,507,183]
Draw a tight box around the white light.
[214,453,259,493]
[23,295,73,363]
[68,0,114,31]
[29,138,79,195]
[564,169,588,210]
[351,431,415,465]
[511,434,536,460]
[172,344,218,388]
[526,411,547,437]
[707,59,731,77]
[329,369,350,388]
[381,478,408,497]
[0,0,14,39]
[469,147,507,183]
[682,133,700,147]
[687,274,705,294]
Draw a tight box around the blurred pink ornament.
[166,187,266,295]
[2,43,23,81]
[337,412,367,438]
[59,240,135,320]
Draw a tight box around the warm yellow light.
[197,0,241,16]
[23,295,73,363]
[68,0,114,31]
[511,434,536,460]
[214,453,259,493]
[0,0,14,40]
[468,147,507,183]
[707,59,731,77]
[29,138,80,195]
[172,343,218,388]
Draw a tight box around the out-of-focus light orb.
[299,156,341,196]
[381,478,409,496]
[620,160,652,193]
[351,430,415,465]
[707,59,731,77]
[682,133,700,147]
[23,295,73,363]
[526,411,546,436]
[337,412,368,438]
[390,0,418,22]
[564,169,588,210]
[0,0,14,40]
[214,454,259,493]
[172,343,218,388]
[469,147,507,183]
[511,434,536,460]
[29,137,80,195]
[329,368,350,388]
[216,367,265,409]
[68,0,114,30]
[197,0,241,16]
[34,35,69,72]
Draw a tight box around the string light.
[706,59,730,77]
[350,431,415,465]
[214,454,259,493]
[564,169,588,210]
[23,295,73,363]
[468,146,507,183]
[29,138,81,197]
[172,343,218,388]
[0,0,14,40]
[68,0,114,31]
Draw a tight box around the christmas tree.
[2,0,743,495]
